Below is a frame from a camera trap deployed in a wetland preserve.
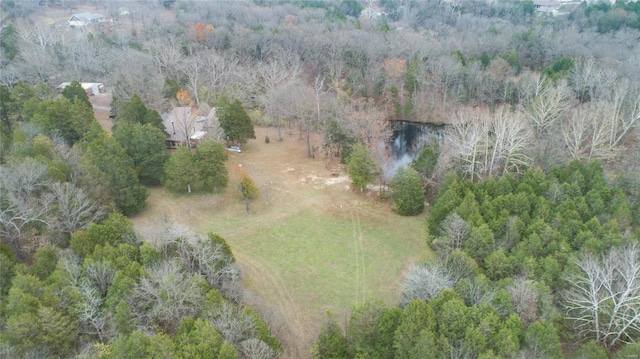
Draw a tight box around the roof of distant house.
[56,82,104,91]
[162,107,193,142]
[533,0,560,7]
[69,13,106,22]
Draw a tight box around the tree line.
[0,212,280,358]
[314,160,640,358]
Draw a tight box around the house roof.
[190,131,207,140]
[69,13,106,23]
[162,107,192,142]
[162,107,219,143]
[56,82,104,91]
[533,0,560,8]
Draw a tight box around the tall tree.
[0,159,51,260]
[563,245,640,351]
[163,141,229,193]
[193,139,229,192]
[217,95,256,145]
[164,147,200,194]
[61,80,91,108]
[390,166,425,216]
[257,56,300,141]
[393,300,437,359]
[114,94,164,130]
[46,182,104,244]
[129,260,207,333]
[312,318,349,359]
[113,122,169,185]
[29,98,101,145]
[77,133,148,215]
[347,143,378,191]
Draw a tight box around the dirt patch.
[90,93,113,134]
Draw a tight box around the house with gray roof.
[68,13,107,27]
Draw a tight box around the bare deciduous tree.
[436,213,471,254]
[0,159,52,260]
[446,107,532,179]
[178,53,204,106]
[139,221,190,258]
[111,49,166,111]
[176,236,242,302]
[521,77,569,135]
[129,260,207,333]
[257,56,300,140]
[146,36,184,79]
[47,182,104,243]
[490,110,533,175]
[563,245,640,350]
[240,338,276,359]
[446,109,487,180]
[208,301,254,346]
[401,264,454,303]
[85,260,116,298]
[569,57,616,104]
[202,50,238,102]
[16,20,60,51]
[169,105,200,149]
[507,278,539,326]
[75,279,112,342]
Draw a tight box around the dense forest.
[1,0,640,358]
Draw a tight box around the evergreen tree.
[115,94,163,130]
[390,166,425,215]
[347,143,378,191]
[193,139,229,191]
[218,341,239,359]
[77,132,148,215]
[173,318,223,359]
[410,141,439,183]
[163,141,229,193]
[164,146,201,193]
[217,94,256,145]
[114,122,169,185]
[61,80,91,108]
[29,98,100,145]
[393,300,437,358]
[313,319,349,359]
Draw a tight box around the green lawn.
[132,128,434,356]
[193,188,433,348]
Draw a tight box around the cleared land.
[131,127,433,358]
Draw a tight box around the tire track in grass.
[233,249,307,357]
[350,204,366,307]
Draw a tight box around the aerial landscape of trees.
[0,0,640,357]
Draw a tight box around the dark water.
[388,121,444,176]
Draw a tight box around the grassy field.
[131,127,433,358]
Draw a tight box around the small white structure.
[68,13,107,27]
[56,82,105,96]
[533,0,561,15]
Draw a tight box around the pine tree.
[347,143,378,191]
[193,140,229,192]
[390,166,425,216]
[115,94,163,130]
[218,95,256,145]
[61,80,91,108]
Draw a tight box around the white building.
[56,82,105,96]
[68,13,107,27]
